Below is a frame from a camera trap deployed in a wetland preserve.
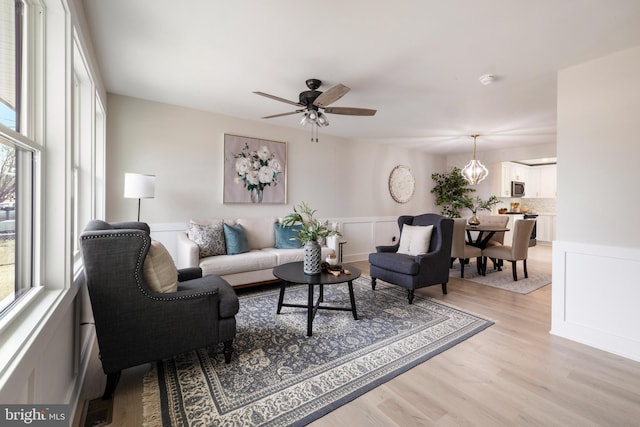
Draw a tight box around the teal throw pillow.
[223,223,250,255]
[274,223,303,249]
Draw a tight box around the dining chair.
[477,214,509,247]
[477,214,510,271]
[450,218,482,278]
[481,219,536,281]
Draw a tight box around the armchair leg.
[407,289,415,304]
[459,258,465,278]
[223,339,233,363]
[441,282,448,295]
[371,277,377,290]
[102,371,121,400]
[511,261,518,281]
[523,259,528,278]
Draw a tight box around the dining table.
[465,224,510,249]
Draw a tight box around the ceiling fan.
[253,78,377,129]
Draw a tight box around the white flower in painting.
[268,158,282,173]
[258,166,275,184]
[246,170,259,186]
[235,157,251,176]
[257,146,271,161]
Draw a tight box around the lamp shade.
[124,173,156,199]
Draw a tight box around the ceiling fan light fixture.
[307,109,319,121]
[317,112,329,127]
[461,134,489,185]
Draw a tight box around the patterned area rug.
[142,276,492,426]
[450,261,551,294]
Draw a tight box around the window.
[0,0,36,316]
[0,0,21,131]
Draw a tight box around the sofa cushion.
[237,217,276,249]
[274,223,303,249]
[188,220,226,257]
[397,224,433,256]
[223,223,250,255]
[199,250,277,276]
[143,240,178,293]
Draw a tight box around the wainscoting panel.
[551,241,640,362]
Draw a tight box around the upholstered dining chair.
[368,213,453,304]
[476,214,509,271]
[481,219,536,281]
[450,218,482,278]
[79,220,239,399]
[477,214,509,247]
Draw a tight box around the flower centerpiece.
[281,202,341,274]
[233,143,282,203]
[465,195,500,225]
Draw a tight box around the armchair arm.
[178,267,203,282]
[176,231,200,269]
[376,243,399,253]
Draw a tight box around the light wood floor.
[74,245,640,426]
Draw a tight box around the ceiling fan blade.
[253,91,303,107]
[313,84,350,108]
[261,110,303,119]
[324,107,377,116]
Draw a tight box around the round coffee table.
[273,261,361,336]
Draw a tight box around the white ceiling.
[82,0,640,154]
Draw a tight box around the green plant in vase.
[281,202,340,274]
[465,195,500,225]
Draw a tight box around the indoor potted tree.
[430,167,475,218]
[281,202,340,274]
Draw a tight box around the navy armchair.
[79,220,239,399]
[368,214,454,304]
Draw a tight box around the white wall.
[552,46,640,362]
[106,95,446,261]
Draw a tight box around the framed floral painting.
[223,134,287,204]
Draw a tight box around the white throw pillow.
[143,240,178,293]
[397,224,433,256]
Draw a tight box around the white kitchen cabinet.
[492,163,508,197]
[536,214,557,242]
[538,165,557,198]
[523,164,557,198]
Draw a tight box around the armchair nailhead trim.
[81,232,217,301]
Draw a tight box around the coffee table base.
[277,282,358,336]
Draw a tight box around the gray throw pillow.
[188,221,226,258]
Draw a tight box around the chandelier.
[461,134,489,185]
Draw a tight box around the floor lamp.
[124,173,156,221]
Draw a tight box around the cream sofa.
[176,217,335,287]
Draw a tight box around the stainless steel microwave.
[511,181,525,197]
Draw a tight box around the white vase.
[303,240,322,274]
